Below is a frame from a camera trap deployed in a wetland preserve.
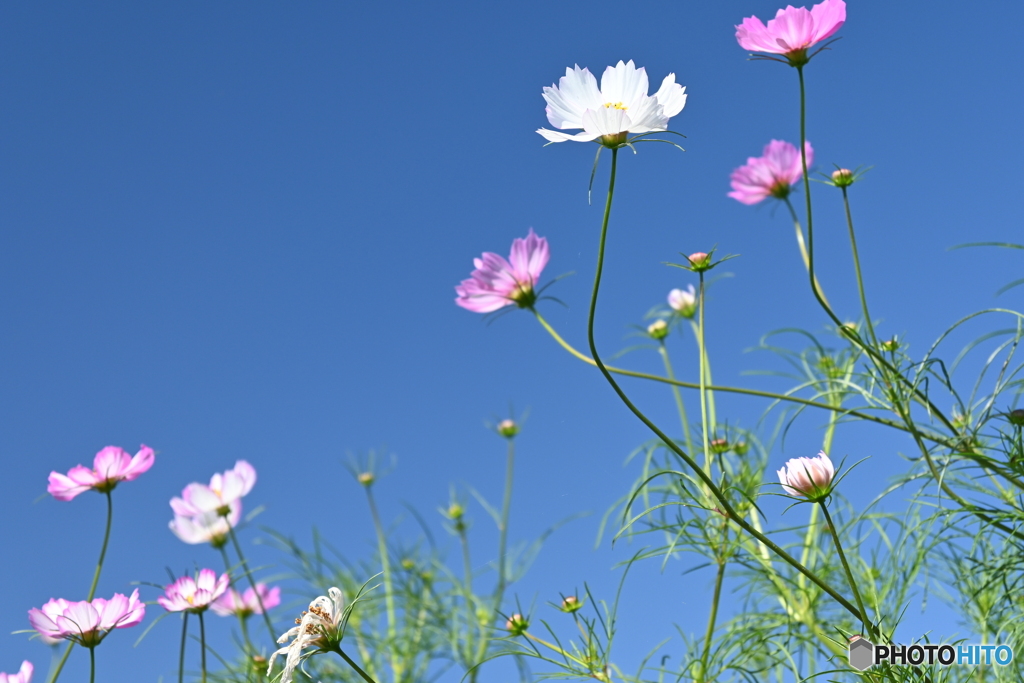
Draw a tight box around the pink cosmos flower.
[158,569,230,614]
[728,140,814,205]
[455,229,549,313]
[169,505,242,547]
[736,0,846,64]
[211,583,281,618]
[170,460,257,518]
[47,445,155,501]
[668,285,697,318]
[0,661,33,683]
[28,590,145,648]
[777,450,835,499]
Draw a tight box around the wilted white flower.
[268,587,347,683]
[537,60,687,146]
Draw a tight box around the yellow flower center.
[603,102,628,110]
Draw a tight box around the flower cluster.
[169,460,256,547]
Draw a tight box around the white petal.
[654,74,688,118]
[600,60,648,108]
[623,95,666,133]
[543,65,601,129]
[537,127,599,143]
[582,107,631,137]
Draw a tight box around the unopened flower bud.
[831,168,855,187]
[647,319,669,340]
[709,438,730,454]
[505,613,529,636]
[880,338,899,352]
[733,440,750,455]
[357,472,374,487]
[497,419,520,438]
[687,252,712,272]
[559,595,584,613]
[400,558,416,571]
[447,503,464,520]
[1008,409,1024,427]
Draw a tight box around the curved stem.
[87,492,113,601]
[335,646,379,683]
[783,197,830,307]
[88,647,95,683]
[841,187,879,347]
[364,487,399,680]
[198,611,208,683]
[227,524,277,644]
[818,503,872,639]
[178,613,189,683]
[699,560,726,683]
[658,343,694,454]
[583,146,861,621]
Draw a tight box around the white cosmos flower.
[268,587,347,683]
[537,60,687,144]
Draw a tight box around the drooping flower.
[455,230,549,313]
[47,445,155,501]
[668,285,697,318]
[0,661,33,683]
[169,505,242,547]
[728,140,814,205]
[537,60,687,146]
[268,587,348,683]
[211,583,281,618]
[158,569,230,614]
[170,460,257,518]
[736,0,846,66]
[28,590,145,648]
[777,450,835,500]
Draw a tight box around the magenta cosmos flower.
[47,445,155,501]
[158,569,230,614]
[0,662,33,683]
[728,140,814,205]
[777,450,835,499]
[170,460,256,518]
[29,590,145,647]
[211,583,281,618]
[537,60,687,146]
[455,229,549,313]
[736,0,846,65]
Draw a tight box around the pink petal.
[92,447,131,481]
[47,472,88,501]
[120,445,155,481]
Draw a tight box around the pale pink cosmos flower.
[729,140,814,205]
[736,0,846,64]
[538,60,687,145]
[158,569,230,614]
[0,661,33,683]
[170,460,257,518]
[28,590,145,648]
[169,505,242,547]
[47,445,155,501]
[455,229,549,313]
[211,583,281,618]
[668,285,697,318]
[777,450,835,499]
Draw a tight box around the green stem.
[699,561,726,682]
[689,319,718,438]
[364,487,399,679]
[818,503,872,638]
[178,612,189,683]
[88,647,95,683]
[783,196,830,307]
[584,147,861,621]
[697,275,713,479]
[458,526,478,674]
[199,611,208,683]
[227,524,277,644]
[218,546,254,654]
[335,647,379,683]
[658,343,694,454]
[841,187,879,347]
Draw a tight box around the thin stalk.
[458,527,478,673]
[818,503,872,639]
[364,487,400,680]
[523,632,587,667]
[227,524,277,643]
[218,546,254,653]
[689,319,718,438]
[178,613,189,683]
[699,561,726,683]
[199,611,208,683]
[841,187,879,347]
[697,275,713,478]
[583,146,861,620]
[783,197,830,307]
[88,647,95,683]
[334,647,379,683]
[658,343,694,453]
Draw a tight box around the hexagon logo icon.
[848,636,875,671]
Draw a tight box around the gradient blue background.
[2,1,1023,680]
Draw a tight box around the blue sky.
[2,1,1023,680]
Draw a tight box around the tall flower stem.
[818,503,872,638]
[696,275,713,482]
[227,525,276,644]
[88,647,95,683]
[218,546,255,654]
[584,146,861,621]
[689,319,718,441]
[658,343,694,454]
[47,491,115,683]
[198,611,208,683]
[364,487,400,680]
[178,613,190,683]
[458,526,478,675]
[699,560,726,682]
[333,646,378,683]
[783,197,830,307]
[841,187,879,347]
